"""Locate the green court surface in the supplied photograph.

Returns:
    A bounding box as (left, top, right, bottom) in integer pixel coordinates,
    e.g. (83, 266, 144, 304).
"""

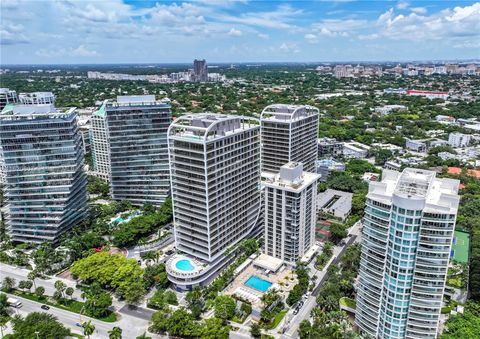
(452, 230, 470, 264)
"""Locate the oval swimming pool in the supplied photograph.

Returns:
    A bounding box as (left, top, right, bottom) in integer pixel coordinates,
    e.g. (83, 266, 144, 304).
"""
(175, 259, 195, 272)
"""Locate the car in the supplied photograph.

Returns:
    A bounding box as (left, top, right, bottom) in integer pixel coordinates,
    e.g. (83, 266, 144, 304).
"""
(293, 307, 300, 315)
(40, 305, 50, 310)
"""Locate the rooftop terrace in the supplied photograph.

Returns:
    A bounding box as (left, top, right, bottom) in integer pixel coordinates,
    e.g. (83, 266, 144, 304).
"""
(260, 104, 318, 122)
(169, 113, 259, 141)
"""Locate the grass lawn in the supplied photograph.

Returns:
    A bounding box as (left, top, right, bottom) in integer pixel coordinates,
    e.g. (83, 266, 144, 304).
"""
(231, 315, 247, 324)
(339, 297, 356, 309)
(11, 290, 117, 322)
(452, 230, 470, 264)
(264, 310, 288, 330)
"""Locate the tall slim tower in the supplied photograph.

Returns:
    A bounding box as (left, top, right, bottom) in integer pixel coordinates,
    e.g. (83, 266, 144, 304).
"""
(166, 114, 261, 289)
(260, 104, 319, 173)
(263, 162, 320, 264)
(0, 104, 87, 243)
(90, 95, 171, 205)
(355, 168, 460, 339)
(193, 59, 208, 82)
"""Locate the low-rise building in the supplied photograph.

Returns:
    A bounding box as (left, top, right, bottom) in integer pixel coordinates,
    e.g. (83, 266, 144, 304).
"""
(317, 189, 353, 221)
(374, 105, 407, 115)
(384, 161, 402, 171)
(318, 137, 343, 158)
(316, 159, 345, 181)
(449, 132, 472, 148)
(343, 141, 370, 159)
(407, 89, 449, 100)
(406, 139, 427, 152)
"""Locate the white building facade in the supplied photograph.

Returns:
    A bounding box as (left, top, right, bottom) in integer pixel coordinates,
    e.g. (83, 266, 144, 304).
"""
(263, 163, 320, 264)
(260, 104, 319, 173)
(355, 168, 460, 339)
(166, 114, 261, 289)
(448, 132, 471, 148)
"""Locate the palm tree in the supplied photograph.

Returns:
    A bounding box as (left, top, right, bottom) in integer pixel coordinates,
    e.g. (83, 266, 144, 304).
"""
(0, 316, 9, 337)
(83, 320, 95, 339)
(108, 326, 122, 339)
(27, 270, 38, 289)
(1, 277, 15, 292)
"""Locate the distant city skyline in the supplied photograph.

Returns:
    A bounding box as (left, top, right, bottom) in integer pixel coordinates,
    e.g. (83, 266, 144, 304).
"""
(1, 0, 479, 64)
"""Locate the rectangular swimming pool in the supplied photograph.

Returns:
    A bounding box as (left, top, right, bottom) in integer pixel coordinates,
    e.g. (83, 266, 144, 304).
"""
(244, 275, 273, 293)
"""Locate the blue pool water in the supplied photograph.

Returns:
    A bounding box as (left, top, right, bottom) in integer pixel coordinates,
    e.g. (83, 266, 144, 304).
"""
(176, 259, 195, 272)
(245, 275, 273, 293)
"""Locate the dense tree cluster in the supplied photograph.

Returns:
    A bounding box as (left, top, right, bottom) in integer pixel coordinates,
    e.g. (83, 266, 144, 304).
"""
(70, 251, 146, 303)
(286, 263, 310, 306)
(6, 312, 70, 339)
(112, 198, 172, 247)
(300, 243, 361, 339)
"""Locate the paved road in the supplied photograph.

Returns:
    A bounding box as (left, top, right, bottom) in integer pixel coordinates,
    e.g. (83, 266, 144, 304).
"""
(119, 304, 156, 320)
(5, 293, 145, 338)
(0, 263, 83, 300)
(280, 222, 361, 339)
(1, 264, 157, 337)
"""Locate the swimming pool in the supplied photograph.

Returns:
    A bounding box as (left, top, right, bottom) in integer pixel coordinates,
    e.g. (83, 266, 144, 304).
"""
(175, 259, 195, 272)
(244, 275, 272, 293)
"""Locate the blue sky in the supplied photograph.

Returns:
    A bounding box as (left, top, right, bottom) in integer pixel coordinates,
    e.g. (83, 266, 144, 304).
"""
(1, 0, 479, 64)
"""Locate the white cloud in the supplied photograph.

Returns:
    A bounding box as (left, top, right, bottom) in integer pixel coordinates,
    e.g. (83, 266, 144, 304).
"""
(304, 33, 318, 43)
(376, 2, 480, 43)
(411, 7, 427, 14)
(258, 33, 269, 39)
(311, 18, 367, 37)
(228, 28, 243, 36)
(35, 45, 100, 58)
(70, 45, 100, 57)
(396, 1, 409, 10)
(220, 4, 303, 30)
(279, 42, 300, 53)
(0, 23, 29, 45)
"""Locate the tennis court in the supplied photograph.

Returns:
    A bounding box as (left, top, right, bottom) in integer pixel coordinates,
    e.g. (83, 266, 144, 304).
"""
(451, 230, 470, 264)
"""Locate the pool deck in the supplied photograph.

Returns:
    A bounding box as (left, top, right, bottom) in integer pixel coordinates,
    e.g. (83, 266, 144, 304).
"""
(224, 261, 296, 307)
(452, 230, 470, 264)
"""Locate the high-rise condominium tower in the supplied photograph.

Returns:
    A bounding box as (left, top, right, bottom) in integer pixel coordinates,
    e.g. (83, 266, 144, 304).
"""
(260, 104, 319, 174)
(166, 114, 261, 289)
(355, 168, 460, 339)
(193, 59, 208, 82)
(90, 95, 171, 205)
(0, 104, 87, 243)
(263, 162, 320, 264)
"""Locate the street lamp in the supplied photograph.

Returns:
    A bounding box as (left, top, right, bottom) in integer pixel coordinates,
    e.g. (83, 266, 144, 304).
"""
(34, 331, 40, 339)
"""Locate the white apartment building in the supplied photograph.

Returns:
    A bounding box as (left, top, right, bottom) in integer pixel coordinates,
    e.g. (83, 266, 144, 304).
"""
(166, 114, 261, 289)
(262, 163, 320, 264)
(0, 104, 88, 243)
(343, 141, 371, 159)
(406, 139, 427, 153)
(90, 95, 171, 205)
(19, 92, 55, 105)
(260, 104, 319, 173)
(448, 132, 472, 148)
(355, 168, 460, 339)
